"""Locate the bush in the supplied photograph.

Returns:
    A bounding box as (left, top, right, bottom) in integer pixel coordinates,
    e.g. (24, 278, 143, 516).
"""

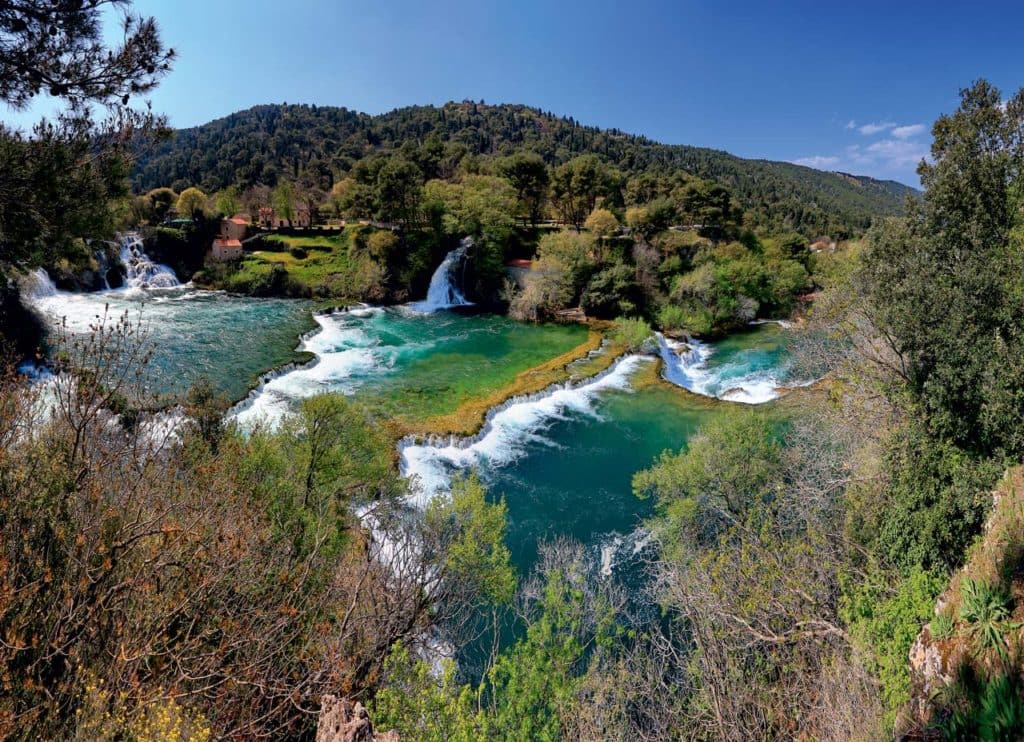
(609, 316, 652, 352)
(580, 263, 638, 318)
(840, 566, 946, 717)
(931, 612, 956, 641)
(959, 578, 1015, 660)
(657, 304, 688, 332)
(289, 245, 307, 259)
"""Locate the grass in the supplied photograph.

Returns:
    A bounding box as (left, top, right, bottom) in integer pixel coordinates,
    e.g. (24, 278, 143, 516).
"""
(249, 233, 353, 286)
(216, 228, 382, 300)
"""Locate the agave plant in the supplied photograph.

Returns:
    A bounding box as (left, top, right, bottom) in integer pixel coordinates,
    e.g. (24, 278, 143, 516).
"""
(931, 612, 956, 641)
(958, 578, 1019, 662)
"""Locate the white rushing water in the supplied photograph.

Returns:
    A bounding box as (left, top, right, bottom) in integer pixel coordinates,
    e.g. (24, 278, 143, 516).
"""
(118, 233, 180, 291)
(399, 354, 648, 508)
(230, 306, 394, 430)
(409, 238, 473, 312)
(21, 234, 188, 334)
(655, 332, 784, 404)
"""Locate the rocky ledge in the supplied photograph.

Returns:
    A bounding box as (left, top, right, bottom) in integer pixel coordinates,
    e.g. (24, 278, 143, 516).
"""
(316, 696, 399, 742)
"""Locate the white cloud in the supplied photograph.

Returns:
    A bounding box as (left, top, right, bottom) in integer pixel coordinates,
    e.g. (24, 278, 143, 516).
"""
(864, 138, 928, 169)
(793, 155, 841, 169)
(891, 123, 925, 139)
(795, 116, 929, 183)
(858, 121, 896, 136)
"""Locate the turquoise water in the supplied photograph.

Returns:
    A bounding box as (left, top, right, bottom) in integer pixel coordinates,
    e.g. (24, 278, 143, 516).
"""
(233, 306, 586, 428)
(488, 380, 719, 573)
(27, 284, 315, 402)
(659, 322, 793, 403)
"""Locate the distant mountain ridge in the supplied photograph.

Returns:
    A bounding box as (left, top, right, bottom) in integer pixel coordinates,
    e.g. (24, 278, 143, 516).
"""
(132, 101, 918, 235)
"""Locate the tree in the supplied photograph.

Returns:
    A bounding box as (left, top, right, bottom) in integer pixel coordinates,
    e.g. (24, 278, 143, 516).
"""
(271, 181, 295, 225)
(375, 155, 422, 226)
(509, 258, 574, 321)
(366, 230, 399, 261)
(859, 80, 1024, 458)
(550, 155, 610, 230)
(497, 151, 550, 226)
(535, 229, 596, 295)
(0, 1, 174, 112)
(580, 264, 638, 318)
(677, 179, 739, 240)
(175, 186, 207, 218)
(583, 207, 619, 239)
(145, 187, 177, 222)
(213, 185, 240, 217)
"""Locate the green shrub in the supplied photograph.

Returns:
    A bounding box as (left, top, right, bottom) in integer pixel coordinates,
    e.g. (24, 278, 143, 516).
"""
(930, 612, 956, 641)
(289, 245, 307, 259)
(657, 304, 688, 332)
(959, 578, 1015, 660)
(609, 316, 652, 352)
(840, 565, 946, 717)
(936, 670, 1024, 740)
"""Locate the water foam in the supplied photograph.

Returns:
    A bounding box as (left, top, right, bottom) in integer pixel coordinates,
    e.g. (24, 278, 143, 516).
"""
(399, 354, 648, 508)
(408, 238, 473, 312)
(656, 332, 786, 405)
(118, 233, 180, 290)
(230, 307, 393, 429)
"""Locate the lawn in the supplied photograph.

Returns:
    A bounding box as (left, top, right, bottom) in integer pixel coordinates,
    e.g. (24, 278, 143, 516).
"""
(220, 229, 379, 299)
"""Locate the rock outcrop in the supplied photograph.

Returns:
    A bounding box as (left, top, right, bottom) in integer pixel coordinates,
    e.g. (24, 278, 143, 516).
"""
(315, 696, 399, 742)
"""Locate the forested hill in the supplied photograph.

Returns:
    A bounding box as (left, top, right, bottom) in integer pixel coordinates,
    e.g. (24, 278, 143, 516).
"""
(132, 101, 917, 235)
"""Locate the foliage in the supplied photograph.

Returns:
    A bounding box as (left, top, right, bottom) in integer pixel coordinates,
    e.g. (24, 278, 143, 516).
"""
(934, 670, 1024, 740)
(0, 120, 130, 267)
(497, 150, 549, 226)
(0, 0, 173, 112)
(175, 186, 206, 218)
(370, 644, 483, 741)
(424, 473, 516, 607)
(634, 410, 782, 555)
(608, 315, 652, 352)
(0, 317, 517, 738)
(550, 155, 615, 230)
(871, 420, 999, 575)
(931, 612, 956, 641)
(840, 565, 946, 715)
(213, 185, 240, 216)
(958, 578, 1016, 661)
(583, 207, 620, 239)
(859, 81, 1024, 460)
(132, 102, 913, 236)
(580, 263, 638, 318)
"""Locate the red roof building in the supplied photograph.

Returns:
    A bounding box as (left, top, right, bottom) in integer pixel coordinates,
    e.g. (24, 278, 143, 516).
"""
(211, 238, 243, 262)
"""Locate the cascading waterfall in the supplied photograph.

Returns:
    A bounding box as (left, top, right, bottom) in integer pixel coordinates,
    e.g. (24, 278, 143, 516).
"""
(118, 233, 180, 290)
(410, 237, 473, 312)
(23, 268, 58, 300)
(655, 331, 785, 404)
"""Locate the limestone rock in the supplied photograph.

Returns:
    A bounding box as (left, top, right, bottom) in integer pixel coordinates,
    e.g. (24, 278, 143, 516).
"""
(316, 695, 399, 742)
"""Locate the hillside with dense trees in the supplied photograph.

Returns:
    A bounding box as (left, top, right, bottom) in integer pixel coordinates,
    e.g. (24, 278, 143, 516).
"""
(131, 102, 916, 237)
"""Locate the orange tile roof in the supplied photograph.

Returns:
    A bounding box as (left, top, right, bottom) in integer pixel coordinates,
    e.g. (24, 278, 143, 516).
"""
(228, 217, 248, 225)
(213, 238, 242, 248)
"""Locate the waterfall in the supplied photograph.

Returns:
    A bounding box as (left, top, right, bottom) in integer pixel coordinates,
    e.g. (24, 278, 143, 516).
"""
(23, 268, 58, 300)
(656, 332, 712, 392)
(118, 233, 179, 290)
(411, 237, 473, 312)
(655, 331, 785, 404)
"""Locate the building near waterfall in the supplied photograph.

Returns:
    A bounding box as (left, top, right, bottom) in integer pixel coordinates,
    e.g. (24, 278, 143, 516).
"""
(210, 238, 243, 262)
(220, 216, 250, 242)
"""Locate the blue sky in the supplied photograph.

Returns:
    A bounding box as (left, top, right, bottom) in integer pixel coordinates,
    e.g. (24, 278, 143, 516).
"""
(6, 0, 1024, 186)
